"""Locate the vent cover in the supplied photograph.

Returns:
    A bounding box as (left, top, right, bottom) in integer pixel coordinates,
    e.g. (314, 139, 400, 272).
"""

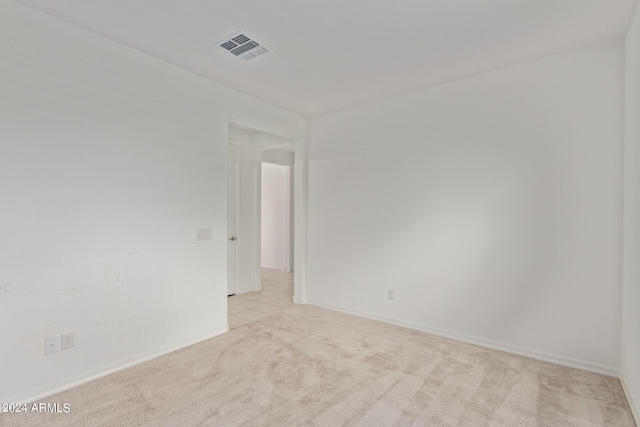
(218, 31, 270, 61)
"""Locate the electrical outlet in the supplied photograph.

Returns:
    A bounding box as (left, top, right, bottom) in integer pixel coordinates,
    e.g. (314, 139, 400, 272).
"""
(45, 336, 59, 355)
(61, 332, 75, 350)
(387, 289, 395, 300)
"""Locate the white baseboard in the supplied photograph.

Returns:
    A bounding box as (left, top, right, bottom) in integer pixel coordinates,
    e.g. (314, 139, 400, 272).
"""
(620, 376, 639, 426)
(308, 300, 618, 377)
(4, 325, 229, 405)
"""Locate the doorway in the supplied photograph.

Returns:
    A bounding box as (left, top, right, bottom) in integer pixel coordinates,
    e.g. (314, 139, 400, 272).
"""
(226, 123, 300, 328)
(260, 162, 293, 273)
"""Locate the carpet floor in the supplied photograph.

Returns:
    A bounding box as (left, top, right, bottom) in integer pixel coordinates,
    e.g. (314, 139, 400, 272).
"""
(1, 304, 635, 426)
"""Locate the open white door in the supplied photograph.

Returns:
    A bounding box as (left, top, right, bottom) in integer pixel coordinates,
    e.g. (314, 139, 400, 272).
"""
(228, 143, 238, 296)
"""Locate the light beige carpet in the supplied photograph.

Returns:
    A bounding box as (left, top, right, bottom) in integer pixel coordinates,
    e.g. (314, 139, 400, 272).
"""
(1, 305, 635, 426)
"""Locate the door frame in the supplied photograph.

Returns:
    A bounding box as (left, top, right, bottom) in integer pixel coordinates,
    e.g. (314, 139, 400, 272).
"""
(283, 164, 294, 273)
(292, 137, 308, 304)
(227, 120, 308, 304)
(227, 140, 240, 296)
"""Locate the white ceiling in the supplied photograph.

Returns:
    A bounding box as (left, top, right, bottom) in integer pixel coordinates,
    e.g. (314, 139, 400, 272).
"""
(15, 0, 639, 117)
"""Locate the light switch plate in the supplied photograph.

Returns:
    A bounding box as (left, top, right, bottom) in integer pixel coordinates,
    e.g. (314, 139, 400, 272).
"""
(197, 228, 212, 241)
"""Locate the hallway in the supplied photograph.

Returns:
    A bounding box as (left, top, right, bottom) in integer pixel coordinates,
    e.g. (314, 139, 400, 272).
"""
(227, 268, 294, 329)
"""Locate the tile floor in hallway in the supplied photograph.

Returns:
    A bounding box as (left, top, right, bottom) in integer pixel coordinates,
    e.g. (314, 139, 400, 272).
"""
(227, 267, 294, 329)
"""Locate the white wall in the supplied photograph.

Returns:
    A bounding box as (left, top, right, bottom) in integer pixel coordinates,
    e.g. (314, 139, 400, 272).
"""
(261, 163, 289, 270)
(307, 41, 624, 374)
(622, 2, 640, 420)
(262, 148, 295, 272)
(0, 2, 306, 403)
(262, 149, 295, 166)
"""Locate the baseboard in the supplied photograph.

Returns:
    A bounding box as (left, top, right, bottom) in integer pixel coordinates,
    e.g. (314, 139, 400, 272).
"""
(308, 300, 618, 377)
(620, 376, 639, 425)
(4, 325, 229, 405)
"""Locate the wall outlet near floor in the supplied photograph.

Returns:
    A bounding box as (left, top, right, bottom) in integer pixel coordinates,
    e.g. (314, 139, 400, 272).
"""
(387, 289, 395, 300)
(45, 336, 60, 355)
(61, 331, 75, 350)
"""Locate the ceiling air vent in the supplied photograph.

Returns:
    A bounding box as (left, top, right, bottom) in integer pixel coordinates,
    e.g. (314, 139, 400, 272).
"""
(218, 31, 270, 61)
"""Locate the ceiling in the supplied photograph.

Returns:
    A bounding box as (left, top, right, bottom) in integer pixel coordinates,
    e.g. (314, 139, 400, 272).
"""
(15, 0, 639, 117)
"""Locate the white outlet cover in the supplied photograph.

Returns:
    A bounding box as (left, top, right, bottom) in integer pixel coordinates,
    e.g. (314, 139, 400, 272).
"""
(45, 336, 59, 355)
(61, 331, 75, 350)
